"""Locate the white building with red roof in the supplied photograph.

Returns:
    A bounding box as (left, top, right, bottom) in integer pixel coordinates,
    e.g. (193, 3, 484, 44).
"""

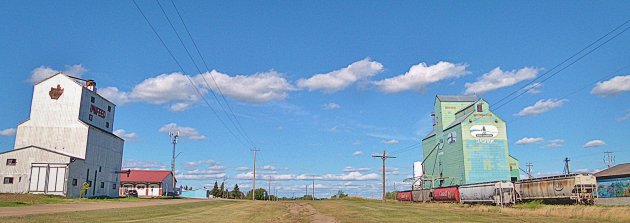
(120, 170, 175, 197)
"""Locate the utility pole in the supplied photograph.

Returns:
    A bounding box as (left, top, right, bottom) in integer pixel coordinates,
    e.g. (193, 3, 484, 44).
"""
(563, 157, 571, 175)
(372, 150, 396, 201)
(169, 130, 180, 197)
(394, 182, 396, 191)
(604, 151, 615, 168)
(312, 175, 315, 201)
(251, 148, 259, 201)
(268, 176, 272, 201)
(526, 162, 533, 179)
(305, 184, 308, 200)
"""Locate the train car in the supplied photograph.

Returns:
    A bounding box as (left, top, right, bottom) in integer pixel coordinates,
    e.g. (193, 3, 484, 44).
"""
(412, 189, 432, 202)
(433, 186, 460, 202)
(515, 173, 596, 204)
(397, 190, 413, 202)
(459, 181, 515, 206)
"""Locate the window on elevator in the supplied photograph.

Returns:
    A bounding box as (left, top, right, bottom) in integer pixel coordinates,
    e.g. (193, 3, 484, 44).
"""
(3, 177, 14, 184)
(6, 159, 16, 166)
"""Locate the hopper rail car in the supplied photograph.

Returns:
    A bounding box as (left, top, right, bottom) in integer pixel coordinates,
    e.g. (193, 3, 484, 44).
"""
(397, 173, 597, 206)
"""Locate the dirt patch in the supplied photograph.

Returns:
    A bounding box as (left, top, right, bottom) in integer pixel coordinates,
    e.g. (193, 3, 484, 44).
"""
(284, 202, 337, 223)
(0, 198, 207, 217)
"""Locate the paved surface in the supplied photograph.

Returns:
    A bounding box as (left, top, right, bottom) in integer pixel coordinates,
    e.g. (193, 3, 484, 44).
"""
(0, 199, 207, 217)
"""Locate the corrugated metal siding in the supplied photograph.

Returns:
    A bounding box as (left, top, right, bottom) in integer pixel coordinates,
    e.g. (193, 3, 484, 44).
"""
(461, 100, 511, 184)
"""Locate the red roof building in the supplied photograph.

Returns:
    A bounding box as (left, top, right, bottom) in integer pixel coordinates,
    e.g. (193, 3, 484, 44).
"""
(119, 170, 176, 197)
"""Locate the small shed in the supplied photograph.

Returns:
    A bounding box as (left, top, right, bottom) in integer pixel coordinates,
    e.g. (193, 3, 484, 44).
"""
(120, 170, 176, 197)
(595, 163, 630, 198)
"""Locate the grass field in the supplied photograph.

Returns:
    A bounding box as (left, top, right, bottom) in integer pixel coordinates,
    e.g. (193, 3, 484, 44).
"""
(0, 194, 145, 207)
(5, 197, 630, 222)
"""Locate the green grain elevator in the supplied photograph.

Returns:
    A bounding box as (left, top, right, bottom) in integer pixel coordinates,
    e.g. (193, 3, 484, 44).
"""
(422, 95, 519, 188)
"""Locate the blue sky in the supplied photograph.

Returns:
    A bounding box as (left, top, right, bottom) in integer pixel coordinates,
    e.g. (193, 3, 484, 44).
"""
(1, 1, 629, 198)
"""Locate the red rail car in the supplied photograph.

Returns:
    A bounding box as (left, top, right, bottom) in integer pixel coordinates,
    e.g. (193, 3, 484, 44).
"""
(433, 186, 460, 202)
(397, 190, 413, 201)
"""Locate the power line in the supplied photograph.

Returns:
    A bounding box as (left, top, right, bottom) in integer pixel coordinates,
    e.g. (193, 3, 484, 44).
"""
(131, 0, 250, 148)
(154, 0, 255, 148)
(492, 18, 630, 110)
(389, 142, 421, 155)
(167, 0, 256, 147)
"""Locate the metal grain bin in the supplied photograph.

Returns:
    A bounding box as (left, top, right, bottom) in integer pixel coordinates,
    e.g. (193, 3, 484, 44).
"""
(397, 190, 413, 201)
(433, 186, 459, 202)
(459, 181, 515, 206)
(516, 173, 596, 204)
(412, 189, 432, 202)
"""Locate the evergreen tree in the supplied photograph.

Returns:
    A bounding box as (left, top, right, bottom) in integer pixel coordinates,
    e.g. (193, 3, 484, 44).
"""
(219, 182, 225, 198)
(211, 181, 220, 197)
(232, 184, 241, 199)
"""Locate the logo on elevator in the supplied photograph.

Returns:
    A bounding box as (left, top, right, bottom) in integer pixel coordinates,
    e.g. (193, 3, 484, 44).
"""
(90, 104, 106, 118)
(470, 125, 498, 138)
(49, 84, 64, 100)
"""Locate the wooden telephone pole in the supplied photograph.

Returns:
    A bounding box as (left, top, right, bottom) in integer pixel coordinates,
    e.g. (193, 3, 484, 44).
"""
(373, 150, 396, 201)
(251, 148, 260, 201)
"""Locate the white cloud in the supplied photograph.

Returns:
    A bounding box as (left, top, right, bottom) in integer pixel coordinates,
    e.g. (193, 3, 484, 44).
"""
(343, 167, 371, 172)
(320, 172, 379, 181)
(260, 165, 277, 171)
(464, 67, 540, 95)
(122, 160, 169, 170)
(100, 70, 294, 111)
(374, 61, 468, 93)
(591, 75, 630, 96)
(130, 73, 203, 111)
(583, 139, 606, 148)
(352, 140, 362, 145)
(521, 83, 543, 94)
(352, 151, 363, 156)
(385, 167, 400, 175)
(29, 64, 87, 84)
(515, 137, 544, 145)
(515, 98, 567, 116)
(236, 167, 250, 171)
(544, 139, 564, 148)
(0, 128, 16, 136)
(197, 70, 295, 103)
(99, 87, 130, 105)
(182, 160, 219, 170)
(176, 169, 226, 180)
(328, 126, 338, 133)
(322, 102, 341, 110)
(235, 171, 378, 181)
(382, 139, 399, 145)
(159, 123, 206, 140)
(298, 58, 384, 92)
(113, 129, 138, 141)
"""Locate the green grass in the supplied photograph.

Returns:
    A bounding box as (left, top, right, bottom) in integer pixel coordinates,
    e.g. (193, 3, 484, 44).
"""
(5, 198, 630, 222)
(0, 194, 69, 206)
(0, 193, 144, 206)
(515, 200, 545, 209)
(0, 201, 30, 207)
(10, 200, 288, 223)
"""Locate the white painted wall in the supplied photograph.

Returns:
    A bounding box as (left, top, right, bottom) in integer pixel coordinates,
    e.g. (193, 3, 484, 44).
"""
(15, 75, 89, 158)
(2, 73, 124, 198)
(0, 147, 73, 194)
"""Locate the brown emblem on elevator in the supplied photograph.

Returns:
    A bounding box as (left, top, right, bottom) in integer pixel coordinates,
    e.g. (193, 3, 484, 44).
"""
(49, 84, 64, 100)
